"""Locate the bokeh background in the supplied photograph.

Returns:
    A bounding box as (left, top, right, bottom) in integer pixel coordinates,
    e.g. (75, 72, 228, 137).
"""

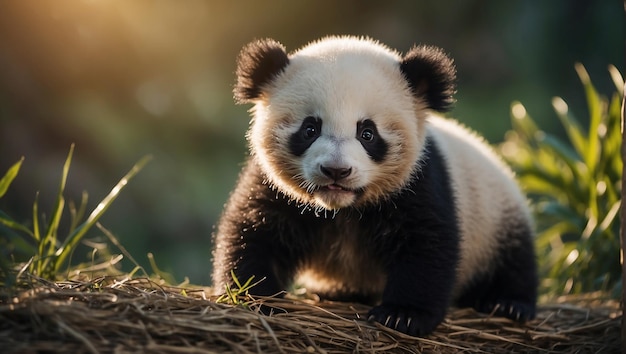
(0, 0, 623, 285)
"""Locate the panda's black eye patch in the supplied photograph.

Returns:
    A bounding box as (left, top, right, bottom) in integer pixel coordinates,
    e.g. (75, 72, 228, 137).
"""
(289, 116, 322, 156)
(357, 119, 388, 162)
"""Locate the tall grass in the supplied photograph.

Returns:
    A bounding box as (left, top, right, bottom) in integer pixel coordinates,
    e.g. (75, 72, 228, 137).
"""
(0, 145, 151, 284)
(500, 64, 623, 297)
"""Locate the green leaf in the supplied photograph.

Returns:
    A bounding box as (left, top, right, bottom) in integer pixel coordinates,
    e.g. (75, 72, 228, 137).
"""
(509, 102, 540, 143)
(551, 97, 587, 160)
(538, 135, 581, 173)
(0, 157, 24, 199)
(599, 200, 620, 233)
(575, 63, 602, 171)
(534, 220, 577, 249)
(502, 64, 623, 297)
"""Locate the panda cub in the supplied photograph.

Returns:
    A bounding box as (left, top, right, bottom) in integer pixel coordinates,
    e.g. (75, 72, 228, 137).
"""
(212, 36, 537, 336)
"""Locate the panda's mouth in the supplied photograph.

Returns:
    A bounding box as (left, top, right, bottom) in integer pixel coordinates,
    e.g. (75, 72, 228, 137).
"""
(319, 183, 359, 193)
(312, 183, 364, 209)
(324, 183, 349, 191)
(317, 183, 364, 197)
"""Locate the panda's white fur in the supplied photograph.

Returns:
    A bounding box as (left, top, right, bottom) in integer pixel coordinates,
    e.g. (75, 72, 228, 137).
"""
(213, 36, 537, 337)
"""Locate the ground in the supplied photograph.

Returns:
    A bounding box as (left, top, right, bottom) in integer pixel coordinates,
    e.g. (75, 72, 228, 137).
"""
(0, 276, 621, 353)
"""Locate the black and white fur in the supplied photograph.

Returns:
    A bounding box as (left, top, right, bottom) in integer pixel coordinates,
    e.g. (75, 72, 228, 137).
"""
(212, 36, 537, 336)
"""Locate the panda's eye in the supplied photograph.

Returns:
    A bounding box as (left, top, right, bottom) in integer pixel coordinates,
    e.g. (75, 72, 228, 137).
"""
(299, 116, 321, 141)
(357, 119, 387, 162)
(360, 128, 374, 142)
(304, 124, 318, 139)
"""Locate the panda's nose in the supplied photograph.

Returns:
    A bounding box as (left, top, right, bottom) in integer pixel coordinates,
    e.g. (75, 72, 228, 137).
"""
(320, 165, 352, 181)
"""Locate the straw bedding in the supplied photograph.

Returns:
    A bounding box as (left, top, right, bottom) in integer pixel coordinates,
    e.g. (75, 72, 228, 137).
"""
(0, 275, 620, 353)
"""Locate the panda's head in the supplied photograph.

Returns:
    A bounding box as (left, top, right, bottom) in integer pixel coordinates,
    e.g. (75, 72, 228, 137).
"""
(234, 36, 455, 210)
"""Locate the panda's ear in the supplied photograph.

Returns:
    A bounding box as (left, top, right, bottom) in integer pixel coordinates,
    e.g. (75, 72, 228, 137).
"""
(234, 38, 290, 104)
(400, 45, 456, 112)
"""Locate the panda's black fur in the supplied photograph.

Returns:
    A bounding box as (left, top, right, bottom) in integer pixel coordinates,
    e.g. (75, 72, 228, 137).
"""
(212, 36, 538, 337)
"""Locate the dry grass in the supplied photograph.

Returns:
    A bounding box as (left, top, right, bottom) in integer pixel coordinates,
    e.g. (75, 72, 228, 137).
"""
(0, 275, 621, 353)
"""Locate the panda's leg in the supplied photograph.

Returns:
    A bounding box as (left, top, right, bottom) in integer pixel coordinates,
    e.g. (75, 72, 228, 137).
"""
(212, 210, 300, 300)
(367, 225, 460, 336)
(458, 224, 538, 322)
(230, 233, 295, 297)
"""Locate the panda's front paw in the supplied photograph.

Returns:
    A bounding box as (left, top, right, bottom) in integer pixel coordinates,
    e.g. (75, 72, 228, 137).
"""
(477, 299, 536, 322)
(367, 304, 444, 337)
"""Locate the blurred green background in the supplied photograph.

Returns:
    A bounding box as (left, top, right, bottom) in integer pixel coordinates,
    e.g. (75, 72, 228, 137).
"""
(0, 0, 623, 285)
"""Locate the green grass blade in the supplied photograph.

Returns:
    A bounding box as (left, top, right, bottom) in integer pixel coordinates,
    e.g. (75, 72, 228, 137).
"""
(510, 102, 540, 142)
(45, 145, 74, 239)
(534, 220, 577, 249)
(603, 93, 624, 178)
(32, 192, 41, 242)
(231, 269, 243, 289)
(599, 200, 620, 234)
(0, 211, 34, 237)
(536, 136, 589, 208)
(538, 135, 581, 172)
(517, 169, 566, 195)
(52, 155, 152, 274)
(607, 64, 624, 96)
(240, 274, 255, 291)
(68, 191, 89, 234)
(97, 222, 147, 277)
(0, 157, 24, 199)
(551, 97, 587, 160)
(575, 63, 602, 172)
(38, 145, 74, 276)
(44, 200, 64, 259)
(147, 252, 177, 283)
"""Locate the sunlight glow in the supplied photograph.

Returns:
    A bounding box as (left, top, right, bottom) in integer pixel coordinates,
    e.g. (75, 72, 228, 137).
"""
(511, 102, 526, 119)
